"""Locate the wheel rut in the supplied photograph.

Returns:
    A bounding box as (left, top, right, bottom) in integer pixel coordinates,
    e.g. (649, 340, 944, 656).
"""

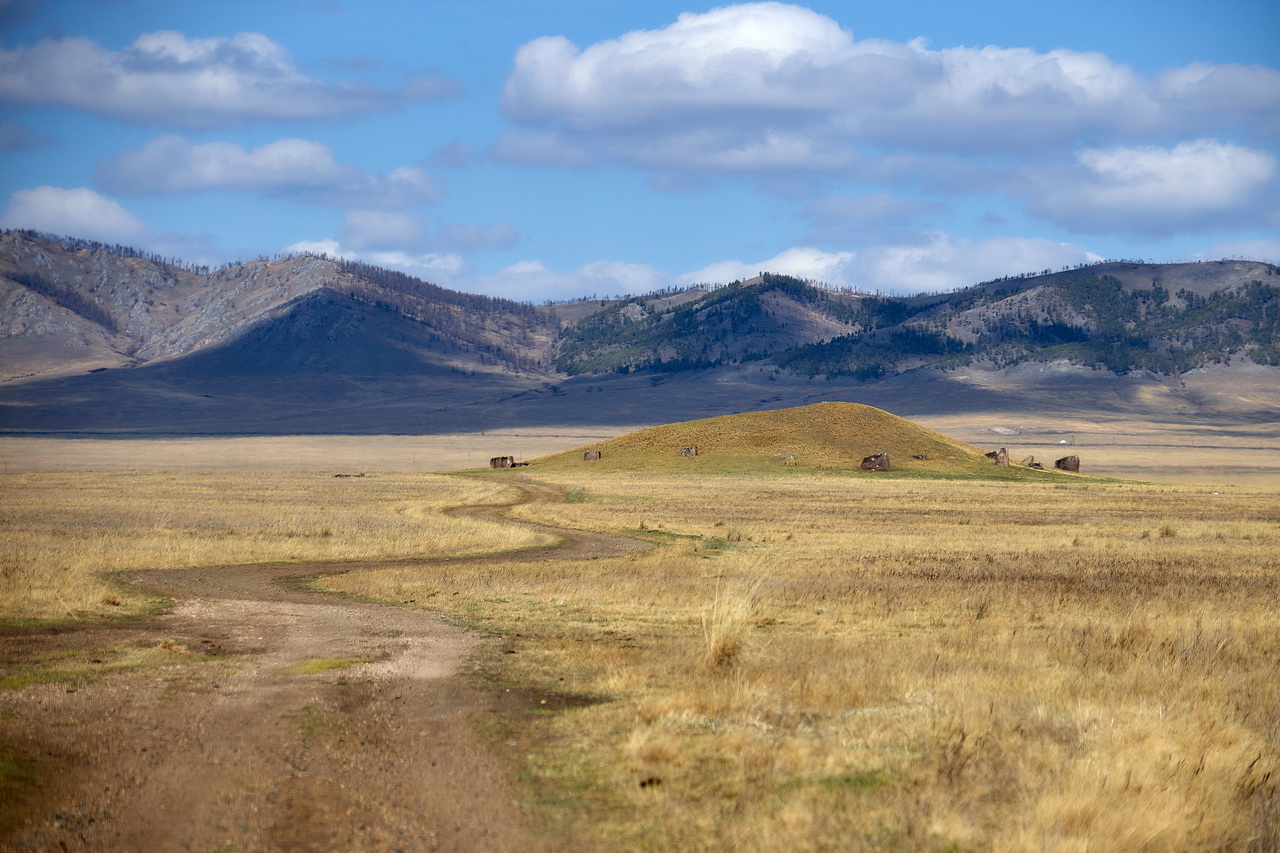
(0, 477, 647, 852)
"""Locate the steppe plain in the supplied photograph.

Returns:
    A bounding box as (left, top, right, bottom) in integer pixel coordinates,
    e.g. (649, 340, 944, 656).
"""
(2, 403, 1278, 851)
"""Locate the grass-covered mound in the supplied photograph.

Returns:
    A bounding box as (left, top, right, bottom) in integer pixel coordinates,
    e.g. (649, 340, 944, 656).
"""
(529, 401, 1052, 478)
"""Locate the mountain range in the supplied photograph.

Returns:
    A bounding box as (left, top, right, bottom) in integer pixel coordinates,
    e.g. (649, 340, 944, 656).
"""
(1, 230, 1277, 434)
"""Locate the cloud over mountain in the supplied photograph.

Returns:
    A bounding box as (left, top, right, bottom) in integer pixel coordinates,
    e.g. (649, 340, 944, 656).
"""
(1023, 140, 1277, 235)
(96, 135, 443, 209)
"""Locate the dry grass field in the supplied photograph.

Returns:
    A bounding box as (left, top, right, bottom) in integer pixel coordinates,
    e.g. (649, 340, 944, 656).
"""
(0, 471, 552, 620)
(0, 427, 630, 474)
(326, 472, 1280, 851)
(3, 404, 1279, 850)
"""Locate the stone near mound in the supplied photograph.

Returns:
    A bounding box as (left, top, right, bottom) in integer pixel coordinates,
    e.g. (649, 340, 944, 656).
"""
(861, 452, 890, 471)
(1055, 455, 1080, 472)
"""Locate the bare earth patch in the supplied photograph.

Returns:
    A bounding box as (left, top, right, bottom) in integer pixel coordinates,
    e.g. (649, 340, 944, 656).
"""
(0, 481, 646, 852)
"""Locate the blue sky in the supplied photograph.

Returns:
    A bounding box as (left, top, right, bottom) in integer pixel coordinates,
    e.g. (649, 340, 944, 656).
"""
(1, 0, 1277, 301)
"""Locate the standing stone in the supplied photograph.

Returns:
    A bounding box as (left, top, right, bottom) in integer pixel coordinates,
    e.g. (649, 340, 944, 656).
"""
(1055, 455, 1080, 472)
(861, 452, 890, 471)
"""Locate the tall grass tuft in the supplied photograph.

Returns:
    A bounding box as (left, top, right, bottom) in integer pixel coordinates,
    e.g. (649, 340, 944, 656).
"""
(701, 575, 764, 668)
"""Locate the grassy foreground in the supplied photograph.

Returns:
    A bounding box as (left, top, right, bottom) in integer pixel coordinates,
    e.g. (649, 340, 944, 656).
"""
(2, 445, 1277, 849)
(326, 471, 1280, 852)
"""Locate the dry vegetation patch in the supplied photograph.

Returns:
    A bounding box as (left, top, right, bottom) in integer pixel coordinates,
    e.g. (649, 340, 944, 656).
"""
(325, 472, 1280, 851)
(531, 402, 1035, 478)
(0, 471, 551, 621)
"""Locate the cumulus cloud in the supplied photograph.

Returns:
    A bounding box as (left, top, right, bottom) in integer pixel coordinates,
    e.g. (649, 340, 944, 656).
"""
(0, 185, 220, 261)
(95, 135, 443, 209)
(97, 135, 356, 194)
(678, 235, 1099, 295)
(1024, 140, 1277, 235)
(679, 247, 858, 287)
(285, 237, 466, 281)
(283, 246, 657, 303)
(501, 2, 1279, 172)
(0, 31, 461, 128)
(846, 234, 1101, 294)
(0, 185, 149, 243)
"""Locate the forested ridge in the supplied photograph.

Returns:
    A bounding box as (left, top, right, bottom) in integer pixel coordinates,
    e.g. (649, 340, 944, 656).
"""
(3, 230, 1276, 384)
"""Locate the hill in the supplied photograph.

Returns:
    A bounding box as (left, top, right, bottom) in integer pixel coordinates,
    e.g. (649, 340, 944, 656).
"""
(0, 230, 558, 384)
(528, 402, 1059, 478)
(1, 230, 1277, 434)
(557, 265, 1280, 380)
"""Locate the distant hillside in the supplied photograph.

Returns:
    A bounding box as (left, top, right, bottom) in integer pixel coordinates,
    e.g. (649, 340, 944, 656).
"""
(0, 230, 560, 383)
(553, 274, 866, 374)
(554, 265, 1280, 380)
(1, 230, 1277, 434)
(530, 402, 1056, 478)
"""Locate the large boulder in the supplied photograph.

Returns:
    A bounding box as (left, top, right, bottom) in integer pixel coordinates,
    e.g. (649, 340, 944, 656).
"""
(861, 452, 890, 471)
(1055, 455, 1080, 472)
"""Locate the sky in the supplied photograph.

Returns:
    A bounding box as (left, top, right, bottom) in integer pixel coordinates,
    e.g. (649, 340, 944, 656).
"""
(1, 0, 1277, 302)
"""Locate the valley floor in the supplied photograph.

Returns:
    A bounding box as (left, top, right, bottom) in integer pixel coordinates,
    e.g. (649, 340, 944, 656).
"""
(2, 420, 1278, 850)
(3, 413, 1277, 485)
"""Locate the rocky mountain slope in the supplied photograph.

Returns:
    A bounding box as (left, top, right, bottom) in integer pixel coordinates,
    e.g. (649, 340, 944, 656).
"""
(0, 231, 558, 383)
(1, 230, 1276, 433)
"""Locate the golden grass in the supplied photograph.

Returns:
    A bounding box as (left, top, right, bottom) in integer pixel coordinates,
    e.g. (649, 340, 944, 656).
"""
(325, 473, 1280, 851)
(0, 471, 552, 620)
(917, 412, 1280, 487)
(0, 429, 632, 474)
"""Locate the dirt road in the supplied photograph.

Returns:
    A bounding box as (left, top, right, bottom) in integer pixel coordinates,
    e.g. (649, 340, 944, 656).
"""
(0, 478, 647, 852)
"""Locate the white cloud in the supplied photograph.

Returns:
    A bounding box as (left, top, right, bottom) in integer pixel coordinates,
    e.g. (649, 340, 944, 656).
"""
(97, 135, 356, 194)
(318, 166, 443, 210)
(96, 136, 443, 209)
(0, 185, 149, 242)
(849, 234, 1101, 294)
(0, 31, 460, 129)
(501, 3, 1279, 172)
(679, 247, 858, 287)
(678, 236, 1099, 295)
(0, 185, 221, 262)
(1025, 140, 1277, 235)
(287, 233, 1103, 301)
(284, 236, 466, 281)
